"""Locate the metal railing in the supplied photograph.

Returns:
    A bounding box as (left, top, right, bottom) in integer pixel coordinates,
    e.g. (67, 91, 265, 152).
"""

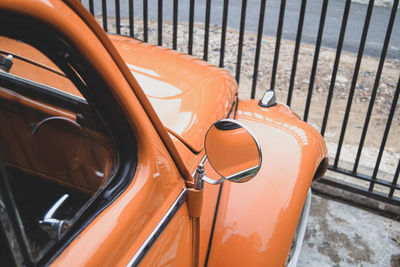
(81, 0, 400, 206)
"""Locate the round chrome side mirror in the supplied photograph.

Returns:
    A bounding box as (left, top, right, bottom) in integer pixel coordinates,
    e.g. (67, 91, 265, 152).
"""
(201, 119, 262, 184)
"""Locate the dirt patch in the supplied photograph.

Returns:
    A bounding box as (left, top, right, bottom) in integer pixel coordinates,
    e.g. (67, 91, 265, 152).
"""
(317, 241, 341, 264)
(391, 254, 400, 267)
(392, 235, 400, 247)
(308, 196, 375, 265)
(392, 235, 400, 267)
(351, 234, 374, 264)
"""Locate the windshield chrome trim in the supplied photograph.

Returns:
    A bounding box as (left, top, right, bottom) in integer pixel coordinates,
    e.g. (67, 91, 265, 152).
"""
(126, 189, 187, 266)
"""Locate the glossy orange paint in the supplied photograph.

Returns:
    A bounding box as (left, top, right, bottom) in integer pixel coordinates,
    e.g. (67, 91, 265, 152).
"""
(139, 205, 193, 266)
(207, 100, 327, 266)
(167, 135, 222, 267)
(0, 1, 327, 266)
(110, 35, 237, 153)
(1, 0, 193, 265)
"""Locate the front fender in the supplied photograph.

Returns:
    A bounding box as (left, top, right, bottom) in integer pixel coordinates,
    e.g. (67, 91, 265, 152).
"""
(207, 100, 327, 266)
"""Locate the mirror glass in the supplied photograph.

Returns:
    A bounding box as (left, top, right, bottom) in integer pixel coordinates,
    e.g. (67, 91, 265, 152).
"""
(205, 119, 261, 183)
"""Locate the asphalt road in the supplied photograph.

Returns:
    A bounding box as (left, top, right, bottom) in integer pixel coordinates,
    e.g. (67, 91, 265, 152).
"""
(85, 0, 400, 59)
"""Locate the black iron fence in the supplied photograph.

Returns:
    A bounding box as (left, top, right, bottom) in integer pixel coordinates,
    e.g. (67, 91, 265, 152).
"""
(81, 0, 400, 206)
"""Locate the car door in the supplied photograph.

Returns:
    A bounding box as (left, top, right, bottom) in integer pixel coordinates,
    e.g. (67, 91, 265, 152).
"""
(0, 3, 194, 266)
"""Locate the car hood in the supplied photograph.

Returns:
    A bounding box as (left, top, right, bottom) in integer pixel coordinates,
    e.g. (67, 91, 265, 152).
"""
(109, 35, 237, 153)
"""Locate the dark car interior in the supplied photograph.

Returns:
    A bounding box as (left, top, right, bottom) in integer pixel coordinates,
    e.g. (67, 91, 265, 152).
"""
(0, 48, 116, 260)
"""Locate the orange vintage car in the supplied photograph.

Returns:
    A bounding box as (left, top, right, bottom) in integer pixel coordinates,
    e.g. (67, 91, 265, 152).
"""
(0, 0, 328, 266)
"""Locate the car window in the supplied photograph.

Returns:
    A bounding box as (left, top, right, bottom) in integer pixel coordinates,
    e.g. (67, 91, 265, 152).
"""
(0, 36, 117, 262)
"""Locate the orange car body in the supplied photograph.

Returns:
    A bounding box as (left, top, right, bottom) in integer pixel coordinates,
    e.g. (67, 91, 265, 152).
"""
(0, 0, 327, 266)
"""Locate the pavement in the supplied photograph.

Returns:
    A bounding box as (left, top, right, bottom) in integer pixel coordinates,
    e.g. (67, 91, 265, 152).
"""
(298, 193, 400, 267)
(87, 0, 400, 58)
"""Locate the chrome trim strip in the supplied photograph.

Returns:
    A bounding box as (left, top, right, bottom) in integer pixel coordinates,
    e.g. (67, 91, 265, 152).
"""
(287, 188, 312, 267)
(126, 189, 187, 267)
(0, 72, 87, 102)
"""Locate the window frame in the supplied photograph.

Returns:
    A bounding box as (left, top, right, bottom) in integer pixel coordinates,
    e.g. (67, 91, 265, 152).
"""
(0, 11, 138, 265)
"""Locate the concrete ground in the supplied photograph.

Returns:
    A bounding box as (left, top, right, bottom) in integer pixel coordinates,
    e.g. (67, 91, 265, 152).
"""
(298, 194, 400, 267)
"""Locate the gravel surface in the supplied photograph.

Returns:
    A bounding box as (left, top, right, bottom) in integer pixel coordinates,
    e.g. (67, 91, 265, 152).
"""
(102, 17, 400, 196)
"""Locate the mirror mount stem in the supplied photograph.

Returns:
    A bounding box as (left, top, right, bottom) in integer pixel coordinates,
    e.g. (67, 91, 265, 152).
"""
(194, 163, 225, 190)
(194, 164, 205, 190)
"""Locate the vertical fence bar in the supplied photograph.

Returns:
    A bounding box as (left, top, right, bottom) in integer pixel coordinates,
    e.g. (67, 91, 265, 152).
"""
(321, 0, 351, 136)
(129, 0, 134, 37)
(188, 0, 195, 55)
(173, 0, 178, 50)
(334, 0, 374, 168)
(219, 0, 229, 67)
(370, 76, 400, 192)
(303, 0, 328, 122)
(143, 0, 148, 42)
(115, 0, 121, 34)
(102, 0, 108, 32)
(355, 0, 398, 177)
(389, 159, 400, 198)
(287, 0, 307, 106)
(235, 0, 248, 83)
(250, 0, 267, 99)
(270, 0, 286, 91)
(89, 0, 94, 15)
(158, 0, 163, 46)
(203, 0, 212, 61)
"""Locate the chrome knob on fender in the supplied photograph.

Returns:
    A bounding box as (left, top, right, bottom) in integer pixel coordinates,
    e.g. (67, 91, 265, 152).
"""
(259, 89, 276, 107)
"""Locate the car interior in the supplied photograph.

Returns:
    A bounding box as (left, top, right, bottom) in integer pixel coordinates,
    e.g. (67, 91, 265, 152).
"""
(0, 36, 116, 260)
